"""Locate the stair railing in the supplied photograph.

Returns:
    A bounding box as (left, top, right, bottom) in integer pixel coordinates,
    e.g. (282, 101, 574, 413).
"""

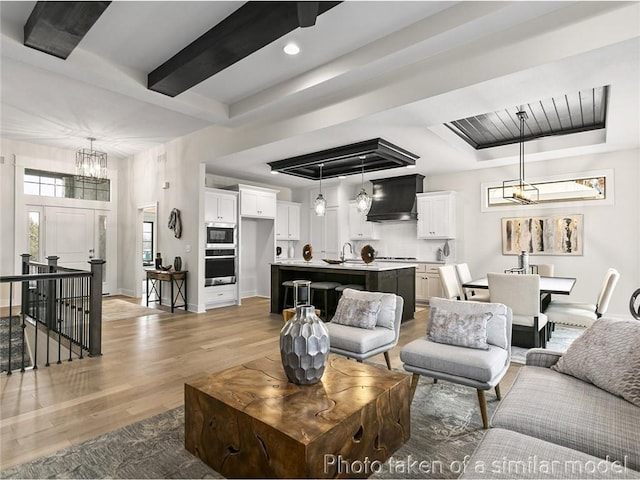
(0, 254, 104, 374)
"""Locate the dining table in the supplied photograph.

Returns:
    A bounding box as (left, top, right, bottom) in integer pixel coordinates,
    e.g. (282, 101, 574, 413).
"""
(462, 275, 576, 311)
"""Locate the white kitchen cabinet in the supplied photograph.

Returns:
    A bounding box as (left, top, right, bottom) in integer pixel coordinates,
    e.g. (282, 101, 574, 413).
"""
(204, 284, 238, 309)
(239, 186, 277, 218)
(309, 206, 340, 259)
(415, 263, 443, 303)
(205, 189, 237, 223)
(417, 191, 456, 239)
(348, 202, 379, 240)
(276, 201, 301, 241)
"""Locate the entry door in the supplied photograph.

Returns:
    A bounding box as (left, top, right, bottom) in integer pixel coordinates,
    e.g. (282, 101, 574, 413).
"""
(45, 207, 94, 270)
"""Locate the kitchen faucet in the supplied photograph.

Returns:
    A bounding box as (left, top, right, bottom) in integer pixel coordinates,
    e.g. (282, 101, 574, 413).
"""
(340, 242, 353, 262)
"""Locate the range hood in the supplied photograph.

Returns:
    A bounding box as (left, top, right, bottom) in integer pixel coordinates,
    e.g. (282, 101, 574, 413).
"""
(367, 174, 425, 222)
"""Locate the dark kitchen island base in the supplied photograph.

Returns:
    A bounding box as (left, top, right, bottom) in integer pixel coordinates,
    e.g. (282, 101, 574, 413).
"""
(271, 262, 415, 321)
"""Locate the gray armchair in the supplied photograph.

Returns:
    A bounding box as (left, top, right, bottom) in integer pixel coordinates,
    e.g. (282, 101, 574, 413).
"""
(400, 297, 512, 428)
(325, 289, 404, 370)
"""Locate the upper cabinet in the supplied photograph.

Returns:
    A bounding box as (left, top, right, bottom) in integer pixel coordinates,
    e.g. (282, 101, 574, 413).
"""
(238, 185, 277, 218)
(417, 191, 456, 239)
(348, 201, 379, 240)
(276, 201, 301, 241)
(309, 207, 340, 259)
(205, 188, 237, 224)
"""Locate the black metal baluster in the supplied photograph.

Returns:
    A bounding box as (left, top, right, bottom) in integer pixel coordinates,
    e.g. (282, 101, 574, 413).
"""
(78, 276, 85, 358)
(32, 280, 39, 370)
(57, 277, 62, 365)
(7, 283, 13, 375)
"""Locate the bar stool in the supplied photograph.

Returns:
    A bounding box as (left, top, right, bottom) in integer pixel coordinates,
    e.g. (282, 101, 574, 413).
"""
(335, 284, 364, 298)
(310, 281, 342, 320)
(282, 280, 310, 309)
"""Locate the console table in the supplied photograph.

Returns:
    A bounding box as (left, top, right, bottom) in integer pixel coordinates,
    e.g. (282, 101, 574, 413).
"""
(185, 355, 410, 478)
(145, 270, 188, 312)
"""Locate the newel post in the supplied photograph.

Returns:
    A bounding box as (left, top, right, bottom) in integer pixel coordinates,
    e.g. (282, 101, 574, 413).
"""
(89, 259, 105, 357)
(46, 256, 59, 330)
(20, 254, 31, 316)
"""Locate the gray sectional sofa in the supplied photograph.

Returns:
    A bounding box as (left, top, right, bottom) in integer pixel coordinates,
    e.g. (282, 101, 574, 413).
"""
(461, 348, 640, 479)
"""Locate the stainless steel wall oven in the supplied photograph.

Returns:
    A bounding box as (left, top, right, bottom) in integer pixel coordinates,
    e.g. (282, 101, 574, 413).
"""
(204, 248, 237, 286)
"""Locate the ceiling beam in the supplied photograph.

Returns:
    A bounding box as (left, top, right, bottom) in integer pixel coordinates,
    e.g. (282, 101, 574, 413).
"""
(23, 1, 111, 60)
(148, 1, 341, 97)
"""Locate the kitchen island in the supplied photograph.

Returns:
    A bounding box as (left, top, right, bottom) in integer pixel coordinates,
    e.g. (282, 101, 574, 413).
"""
(271, 260, 416, 321)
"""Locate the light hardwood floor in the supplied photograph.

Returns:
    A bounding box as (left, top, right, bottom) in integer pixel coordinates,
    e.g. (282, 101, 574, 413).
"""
(0, 297, 521, 470)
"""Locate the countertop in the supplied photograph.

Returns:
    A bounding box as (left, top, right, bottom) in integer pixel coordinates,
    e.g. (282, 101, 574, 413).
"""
(272, 260, 417, 272)
(275, 257, 452, 265)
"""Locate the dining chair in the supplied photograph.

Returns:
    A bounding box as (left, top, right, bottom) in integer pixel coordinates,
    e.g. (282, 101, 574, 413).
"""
(534, 264, 555, 276)
(455, 263, 490, 302)
(438, 265, 463, 300)
(545, 268, 620, 328)
(487, 272, 547, 348)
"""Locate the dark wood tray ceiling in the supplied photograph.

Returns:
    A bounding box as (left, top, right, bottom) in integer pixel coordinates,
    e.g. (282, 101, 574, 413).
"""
(148, 1, 341, 97)
(268, 138, 419, 180)
(24, 1, 111, 60)
(446, 86, 608, 149)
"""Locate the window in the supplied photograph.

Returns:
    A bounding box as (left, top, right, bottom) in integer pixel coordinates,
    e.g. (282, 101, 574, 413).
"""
(481, 170, 613, 211)
(28, 211, 41, 262)
(142, 221, 154, 265)
(24, 169, 110, 201)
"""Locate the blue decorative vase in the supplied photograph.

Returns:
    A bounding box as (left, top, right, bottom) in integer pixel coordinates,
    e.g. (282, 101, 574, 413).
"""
(280, 305, 330, 385)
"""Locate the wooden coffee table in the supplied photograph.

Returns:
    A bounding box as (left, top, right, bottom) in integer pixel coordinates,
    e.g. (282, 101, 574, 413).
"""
(185, 355, 410, 478)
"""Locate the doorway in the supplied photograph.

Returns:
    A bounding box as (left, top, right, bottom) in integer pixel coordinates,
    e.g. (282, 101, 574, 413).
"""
(25, 205, 114, 294)
(136, 203, 158, 298)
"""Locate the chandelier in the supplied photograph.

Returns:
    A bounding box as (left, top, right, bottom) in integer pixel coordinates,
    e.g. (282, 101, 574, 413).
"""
(502, 111, 538, 204)
(314, 163, 327, 216)
(76, 137, 107, 180)
(355, 157, 372, 214)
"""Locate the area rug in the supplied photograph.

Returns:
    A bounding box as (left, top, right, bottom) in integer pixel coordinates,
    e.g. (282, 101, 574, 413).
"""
(0, 316, 32, 373)
(102, 298, 170, 322)
(510, 324, 584, 364)
(1, 379, 496, 479)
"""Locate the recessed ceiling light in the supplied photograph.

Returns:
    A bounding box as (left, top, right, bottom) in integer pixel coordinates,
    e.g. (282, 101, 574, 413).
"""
(283, 42, 300, 55)
(406, 164, 416, 169)
(270, 170, 280, 175)
(338, 175, 346, 179)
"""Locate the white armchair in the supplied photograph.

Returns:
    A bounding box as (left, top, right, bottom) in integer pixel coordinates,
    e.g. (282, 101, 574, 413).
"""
(487, 272, 547, 348)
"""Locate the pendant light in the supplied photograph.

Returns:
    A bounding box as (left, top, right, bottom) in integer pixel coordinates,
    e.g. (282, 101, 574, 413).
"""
(76, 137, 107, 180)
(355, 157, 372, 214)
(314, 163, 327, 216)
(502, 110, 539, 204)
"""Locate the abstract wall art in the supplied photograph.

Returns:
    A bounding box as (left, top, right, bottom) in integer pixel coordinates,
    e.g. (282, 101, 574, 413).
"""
(502, 214, 583, 256)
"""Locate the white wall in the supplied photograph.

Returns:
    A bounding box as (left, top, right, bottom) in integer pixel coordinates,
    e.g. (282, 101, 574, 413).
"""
(117, 141, 204, 310)
(427, 149, 639, 316)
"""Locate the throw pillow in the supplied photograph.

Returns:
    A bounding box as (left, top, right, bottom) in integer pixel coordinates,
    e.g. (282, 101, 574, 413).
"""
(342, 289, 397, 330)
(428, 297, 510, 349)
(427, 306, 492, 350)
(552, 318, 640, 407)
(331, 297, 382, 330)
